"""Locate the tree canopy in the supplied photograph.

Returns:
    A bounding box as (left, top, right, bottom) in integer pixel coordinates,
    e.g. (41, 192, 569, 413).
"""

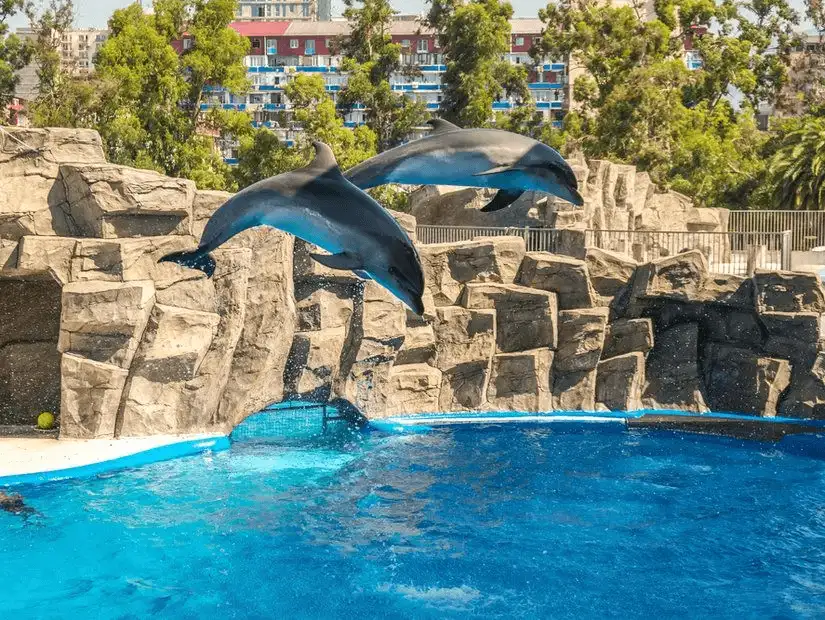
(0, 0, 33, 121)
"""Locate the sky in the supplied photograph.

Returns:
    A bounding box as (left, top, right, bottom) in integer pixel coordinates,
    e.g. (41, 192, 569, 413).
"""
(7, 0, 815, 30)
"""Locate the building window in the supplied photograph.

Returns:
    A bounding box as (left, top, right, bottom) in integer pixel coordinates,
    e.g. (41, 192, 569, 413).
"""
(325, 39, 332, 48)
(305, 39, 315, 55)
(255, 6, 265, 16)
(303, 3, 309, 16)
(252, 38, 261, 49)
(401, 39, 411, 48)
(290, 39, 299, 49)
(183, 38, 192, 50)
(533, 37, 541, 45)
(417, 39, 429, 53)
(516, 37, 524, 46)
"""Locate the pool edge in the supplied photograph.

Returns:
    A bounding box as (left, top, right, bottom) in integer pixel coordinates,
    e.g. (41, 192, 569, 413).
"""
(0, 435, 230, 487)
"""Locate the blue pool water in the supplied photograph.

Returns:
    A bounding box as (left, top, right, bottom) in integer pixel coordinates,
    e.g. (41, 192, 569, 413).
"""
(2, 424, 825, 619)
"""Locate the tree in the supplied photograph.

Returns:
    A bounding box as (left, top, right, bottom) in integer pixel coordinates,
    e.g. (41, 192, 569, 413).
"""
(427, 0, 529, 127)
(87, 0, 250, 190)
(337, 0, 427, 150)
(535, 0, 673, 108)
(233, 127, 304, 187)
(283, 73, 376, 170)
(532, 0, 794, 209)
(769, 116, 825, 210)
(26, 0, 75, 127)
(0, 0, 34, 122)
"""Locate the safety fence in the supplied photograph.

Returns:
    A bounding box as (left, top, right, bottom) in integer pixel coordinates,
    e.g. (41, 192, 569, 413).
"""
(416, 225, 792, 275)
(728, 210, 825, 251)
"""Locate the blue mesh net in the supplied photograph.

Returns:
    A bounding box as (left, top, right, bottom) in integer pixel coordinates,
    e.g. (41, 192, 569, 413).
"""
(230, 401, 346, 441)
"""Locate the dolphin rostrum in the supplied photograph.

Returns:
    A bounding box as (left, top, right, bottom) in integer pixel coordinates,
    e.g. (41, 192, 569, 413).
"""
(158, 141, 425, 315)
(344, 118, 584, 212)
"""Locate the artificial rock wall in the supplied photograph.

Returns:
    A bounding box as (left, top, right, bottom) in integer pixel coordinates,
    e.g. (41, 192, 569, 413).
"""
(1, 128, 823, 441)
(408, 154, 729, 236)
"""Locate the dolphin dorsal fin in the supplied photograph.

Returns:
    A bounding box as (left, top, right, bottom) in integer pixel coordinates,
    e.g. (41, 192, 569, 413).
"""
(307, 141, 341, 174)
(426, 118, 460, 134)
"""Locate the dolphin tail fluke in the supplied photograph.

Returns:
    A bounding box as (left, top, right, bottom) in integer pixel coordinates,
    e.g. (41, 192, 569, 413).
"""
(158, 249, 216, 278)
(480, 189, 525, 213)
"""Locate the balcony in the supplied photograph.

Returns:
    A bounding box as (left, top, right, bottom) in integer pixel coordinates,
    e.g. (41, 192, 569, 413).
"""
(528, 82, 564, 90)
(391, 84, 441, 91)
(264, 103, 287, 110)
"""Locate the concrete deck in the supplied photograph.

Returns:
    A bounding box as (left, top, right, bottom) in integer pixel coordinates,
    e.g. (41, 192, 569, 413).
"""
(0, 433, 229, 485)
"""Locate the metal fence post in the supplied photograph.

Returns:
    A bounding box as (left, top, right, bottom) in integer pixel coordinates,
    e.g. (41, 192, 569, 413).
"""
(781, 230, 792, 271)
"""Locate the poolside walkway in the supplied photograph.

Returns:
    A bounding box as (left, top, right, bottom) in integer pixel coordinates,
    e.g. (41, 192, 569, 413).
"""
(0, 433, 228, 484)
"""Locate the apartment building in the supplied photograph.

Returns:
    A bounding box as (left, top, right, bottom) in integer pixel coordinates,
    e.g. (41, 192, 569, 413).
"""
(193, 18, 568, 160)
(234, 0, 321, 20)
(60, 28, 109, 73)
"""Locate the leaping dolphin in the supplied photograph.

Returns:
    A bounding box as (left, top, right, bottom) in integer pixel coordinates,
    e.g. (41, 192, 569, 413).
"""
(344, 119, 584, 212)
(158, 141, 426, 315)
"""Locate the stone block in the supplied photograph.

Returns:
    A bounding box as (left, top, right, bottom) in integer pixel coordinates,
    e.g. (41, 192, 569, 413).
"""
(419, 236, 526, 306)
(432, 306, 496, 369)
(585, 247, 638, 298)
(61, 163, 195, 238)
(386, 363, 442, 416)
(603, 318, 653, 359)
(460, 283, 557, 353)
(486, 349, 552, 412)
(753, 270, 825, 313)
(59, 354, 127, 439)
(554, 308, 609, 372)
(517, 252, 596, 309)
(703, 344, 791, 417)
(58, 280, 155, 368)
(596, 352, 645, 411)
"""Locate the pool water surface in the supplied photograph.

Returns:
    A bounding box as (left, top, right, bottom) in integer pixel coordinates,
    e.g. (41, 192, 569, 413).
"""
(2, 424, 825, 619)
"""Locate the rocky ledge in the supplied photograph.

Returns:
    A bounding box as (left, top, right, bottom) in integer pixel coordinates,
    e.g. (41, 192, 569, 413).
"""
(1, 127, 823, 440)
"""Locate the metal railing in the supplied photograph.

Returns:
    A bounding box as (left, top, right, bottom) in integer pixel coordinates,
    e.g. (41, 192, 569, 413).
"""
(729, 210, 825, 251)
(416, 225, 792, 275)
(584, 229, 790, 275)
(416, 225, 568, 253)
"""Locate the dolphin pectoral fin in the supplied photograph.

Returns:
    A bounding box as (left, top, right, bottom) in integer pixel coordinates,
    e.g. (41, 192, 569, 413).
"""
(309, 251, 363, 272)
(480, 190, 525, 212)
(472, 165, 526, 177)
(158, 249, 216, 278)
(353, 270, 373, 280)
(426, 118, 461, 134)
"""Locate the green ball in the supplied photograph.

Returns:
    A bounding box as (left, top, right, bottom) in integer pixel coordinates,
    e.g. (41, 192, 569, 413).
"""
(37, 412, 55, 430)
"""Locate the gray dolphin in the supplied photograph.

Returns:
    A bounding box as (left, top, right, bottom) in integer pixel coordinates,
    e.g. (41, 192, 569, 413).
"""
(159, 141, 425, 315)
(344, 119, 584, 212)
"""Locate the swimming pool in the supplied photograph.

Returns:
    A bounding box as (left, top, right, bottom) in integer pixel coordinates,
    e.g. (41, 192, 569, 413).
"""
(2, 423, 825, 619)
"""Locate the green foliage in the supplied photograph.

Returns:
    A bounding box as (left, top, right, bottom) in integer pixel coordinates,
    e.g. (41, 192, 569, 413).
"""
(533, 0, 798, 209)
(428, 0, 528, 127)
(769, 116, 825, 210)
(234, 127, 305, 187)
(283, 73, 377, 170)
(337, 0, 427, 150)
(42, 0, 250, 190)
(0, 0, 34, 121)
(27, 0, 75, 127)
(368, 185, 410, 212)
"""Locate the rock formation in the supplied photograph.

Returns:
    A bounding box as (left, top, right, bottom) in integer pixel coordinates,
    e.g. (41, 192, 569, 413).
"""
(408, 156, 730, 241)
(1, 127, 823, 441)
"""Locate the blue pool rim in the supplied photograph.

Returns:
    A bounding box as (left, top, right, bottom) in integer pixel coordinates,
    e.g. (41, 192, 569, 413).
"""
(0, 436, 230, 488)
(2, 410, 824, 487)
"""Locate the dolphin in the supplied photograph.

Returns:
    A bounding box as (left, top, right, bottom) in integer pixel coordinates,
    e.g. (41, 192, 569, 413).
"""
(158, 141, 426, 315)
(344, 118, 584, 212)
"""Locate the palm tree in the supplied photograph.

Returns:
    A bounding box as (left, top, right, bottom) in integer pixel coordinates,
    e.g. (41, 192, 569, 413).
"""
(771, 116, 825, 210)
